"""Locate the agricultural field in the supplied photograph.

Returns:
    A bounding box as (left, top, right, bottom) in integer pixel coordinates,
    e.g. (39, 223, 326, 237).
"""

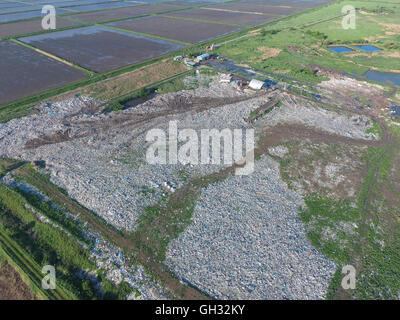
(0, 8, 71, 23)
(55, 1, 138, 13)
(0, 40, 87, 105)
(204, 3, 304, 15)
(19, 26, 186, 73)
(0, 0, 332, 109)
(0, 0, 331, 113)
(161, 7, 280, 26)
(107, 15, 242, 43)
(68, 4, 185, 23)
(0, 17, 83, 39)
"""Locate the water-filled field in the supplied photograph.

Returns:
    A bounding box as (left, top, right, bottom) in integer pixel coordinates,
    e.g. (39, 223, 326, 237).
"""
(354, 45, 382, 52)
(0, 40, 87, 105)
(328, 46, 354, 53)
(19, 26, 186, 72)
(162, 7, 278, 26)
(107, 15, 242, 43)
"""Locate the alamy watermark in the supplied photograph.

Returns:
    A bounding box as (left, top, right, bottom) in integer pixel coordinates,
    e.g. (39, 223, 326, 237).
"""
(145, 121, 255, 175)
(42, 265, 56, 290)
(342, 5, 356, 30)
(341, 265, 356, 290)
(42, 5, 56, 30)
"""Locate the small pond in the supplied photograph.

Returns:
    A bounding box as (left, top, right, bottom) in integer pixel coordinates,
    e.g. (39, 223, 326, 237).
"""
(354, 45, 382, 52)
(328, 46, 354, 53)
(363, 70, 400, 86)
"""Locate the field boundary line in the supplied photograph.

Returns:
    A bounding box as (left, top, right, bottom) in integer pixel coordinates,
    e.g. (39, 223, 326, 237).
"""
(157, 14, 243, 26)
(200, 7, 283, 17)
(97, 23, 191, 45)
(10, 38, 95, 75)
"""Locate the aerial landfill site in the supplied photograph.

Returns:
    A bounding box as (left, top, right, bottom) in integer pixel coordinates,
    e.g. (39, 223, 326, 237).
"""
(0, 0, 400, 303)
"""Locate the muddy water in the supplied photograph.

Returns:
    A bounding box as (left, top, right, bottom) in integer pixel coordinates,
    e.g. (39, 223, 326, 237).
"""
(364, 70, 400, 86)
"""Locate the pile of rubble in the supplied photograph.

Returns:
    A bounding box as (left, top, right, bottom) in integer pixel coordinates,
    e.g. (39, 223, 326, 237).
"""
(165, 155, 336, 299)
(0, 71, 378, 299)
(0, 75, 262, 230)
(261, 94, 376, 140)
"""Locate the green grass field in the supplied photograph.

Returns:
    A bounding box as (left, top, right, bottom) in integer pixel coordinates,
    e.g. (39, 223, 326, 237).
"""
(216, 0, 400, 83)
(0, 177, 133, 300)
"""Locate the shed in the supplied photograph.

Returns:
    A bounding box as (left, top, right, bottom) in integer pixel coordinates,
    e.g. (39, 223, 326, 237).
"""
(186, 61, 198, 67)
(249, 79, 265, 90)
(196, 53, 210, 61)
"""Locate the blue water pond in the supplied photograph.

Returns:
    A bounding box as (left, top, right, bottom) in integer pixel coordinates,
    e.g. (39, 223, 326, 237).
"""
(354, 45, 382, 52)
(364, 71, 400, 86)
(328, 46, 354, 53)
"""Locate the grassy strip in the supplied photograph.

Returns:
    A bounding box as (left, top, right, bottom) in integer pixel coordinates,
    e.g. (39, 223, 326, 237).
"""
(100, 68, 193, 112)
(0, 182, 133, 299)
(14, 188, 93, 246)
(0, 223, 73, 300)
(300, 195, 360, 266)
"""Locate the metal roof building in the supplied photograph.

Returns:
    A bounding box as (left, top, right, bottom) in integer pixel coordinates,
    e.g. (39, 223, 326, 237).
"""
(390, 105, 400, 117)
(196, 53, 210, 61)
(248, 79, 265, 90)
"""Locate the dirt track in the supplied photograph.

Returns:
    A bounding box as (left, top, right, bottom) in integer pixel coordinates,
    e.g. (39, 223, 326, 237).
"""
(24, 93, 264, 149)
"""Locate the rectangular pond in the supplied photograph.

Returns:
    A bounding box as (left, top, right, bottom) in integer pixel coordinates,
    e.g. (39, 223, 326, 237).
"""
(353, 45, 382, 52)
(328, 46, 353, 53)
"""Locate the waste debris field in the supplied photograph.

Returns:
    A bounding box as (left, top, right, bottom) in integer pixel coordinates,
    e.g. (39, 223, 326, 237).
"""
(0, 0, 333, 106)
(0, 68, 389, 299)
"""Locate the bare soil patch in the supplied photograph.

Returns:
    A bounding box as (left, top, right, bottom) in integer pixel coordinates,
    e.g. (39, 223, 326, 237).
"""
(257, 46, 281, 60)
(0, 261, 36, 300)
